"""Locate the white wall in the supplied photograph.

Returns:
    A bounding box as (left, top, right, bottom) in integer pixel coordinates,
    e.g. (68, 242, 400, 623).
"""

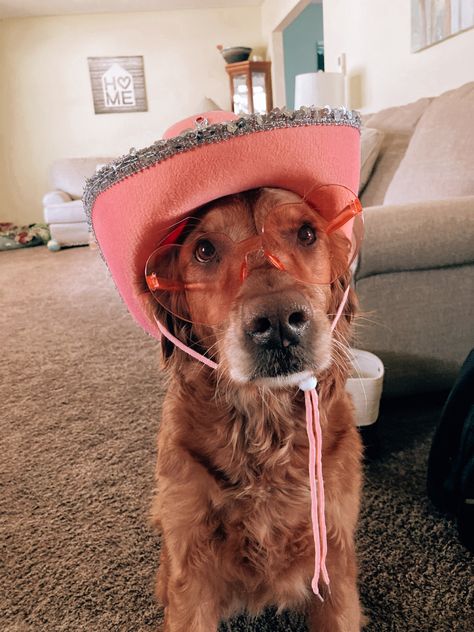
(0, 8, 264, 225)
(3, 1, 472, 225)
(323, 0, 474, 112)
(261, 0, 474, 113)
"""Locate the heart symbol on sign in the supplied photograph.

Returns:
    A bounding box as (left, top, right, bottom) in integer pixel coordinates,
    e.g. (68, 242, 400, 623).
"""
(118, 76, 131, 90)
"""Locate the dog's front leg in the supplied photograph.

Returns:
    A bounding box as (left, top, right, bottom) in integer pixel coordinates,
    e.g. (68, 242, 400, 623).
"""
(153, 463, 225, 631)
(154, 521, 222, 632)
(307, 542, 363, 632)
(161, 571, 220, 632)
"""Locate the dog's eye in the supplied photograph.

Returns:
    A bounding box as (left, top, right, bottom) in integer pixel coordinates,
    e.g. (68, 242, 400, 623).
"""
(194, 239, 217, 263)
(297, 224, 316, 246)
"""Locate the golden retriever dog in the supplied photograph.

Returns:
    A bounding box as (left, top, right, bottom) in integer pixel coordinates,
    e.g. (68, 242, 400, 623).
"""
(150, 187, 363, 631)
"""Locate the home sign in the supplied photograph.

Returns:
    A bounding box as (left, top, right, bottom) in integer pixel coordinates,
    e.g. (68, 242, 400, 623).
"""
(88, 56, 148, 114)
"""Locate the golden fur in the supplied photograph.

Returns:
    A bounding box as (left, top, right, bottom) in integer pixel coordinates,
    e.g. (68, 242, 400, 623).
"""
(150, 188, 363, 631)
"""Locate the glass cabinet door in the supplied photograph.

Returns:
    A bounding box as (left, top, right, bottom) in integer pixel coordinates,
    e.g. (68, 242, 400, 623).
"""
(251, 71, 267, 114)
(226, 62, 272, 115)
(232, 75, 249, 114)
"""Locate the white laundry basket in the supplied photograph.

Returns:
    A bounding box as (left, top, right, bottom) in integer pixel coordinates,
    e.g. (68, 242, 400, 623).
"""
(345, 349, 384, 427)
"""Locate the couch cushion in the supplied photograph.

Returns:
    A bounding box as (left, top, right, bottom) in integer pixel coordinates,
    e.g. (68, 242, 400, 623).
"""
(356, 196, 474, 280)
(44, 199, 86, 224)
(359, 127, 384, 193)
(360, 97, 433, 207)
(49, 222, 90, 246)
(42, 190, 72, 206)
(50, 158, 115, 199)
(384, 82, 474, 205)
(354, 265, 472, 396)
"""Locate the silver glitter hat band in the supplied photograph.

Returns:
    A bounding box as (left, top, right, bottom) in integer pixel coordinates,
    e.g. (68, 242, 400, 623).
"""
(83, 105, 361, 226)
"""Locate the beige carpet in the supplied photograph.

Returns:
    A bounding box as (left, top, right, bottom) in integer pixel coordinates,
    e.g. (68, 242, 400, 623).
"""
(1, 246, 472, 632)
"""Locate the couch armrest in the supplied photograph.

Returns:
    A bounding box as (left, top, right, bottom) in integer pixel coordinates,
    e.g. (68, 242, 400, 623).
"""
(43, 199, 86, 225)
(42, 190, 73, 206)
(356, 196, 474, 280)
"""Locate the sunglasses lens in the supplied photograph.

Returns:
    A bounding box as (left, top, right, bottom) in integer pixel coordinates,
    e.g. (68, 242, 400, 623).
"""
(145, 186, 363, 326)
(262, 184, 363, 285)
(145, 243, 189, 321)
(145, 232, 240, 325)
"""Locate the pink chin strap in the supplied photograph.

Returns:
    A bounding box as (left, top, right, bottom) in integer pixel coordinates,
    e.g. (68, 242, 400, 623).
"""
(154, 284, 351, 598)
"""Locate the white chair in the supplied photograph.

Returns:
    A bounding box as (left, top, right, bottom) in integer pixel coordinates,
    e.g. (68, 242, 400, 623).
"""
(43, 157, 114, 249)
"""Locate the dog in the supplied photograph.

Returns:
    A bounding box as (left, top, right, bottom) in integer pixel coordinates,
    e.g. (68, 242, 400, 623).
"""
(150, 187, 363, 632)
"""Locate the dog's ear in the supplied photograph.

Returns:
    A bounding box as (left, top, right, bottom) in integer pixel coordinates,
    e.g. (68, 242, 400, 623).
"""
(158, 298, 194, 366)
(141, 242, 195, 366)
(327, 228, 358, 329)
(329, 267, 358, 334)
(325, 269, 358, 392)
(143, 264, 194, 366)
(161, 310, 177, 360)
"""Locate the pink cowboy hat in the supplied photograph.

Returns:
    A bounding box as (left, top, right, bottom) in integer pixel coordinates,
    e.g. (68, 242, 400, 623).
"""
(83, 107, 361, 339)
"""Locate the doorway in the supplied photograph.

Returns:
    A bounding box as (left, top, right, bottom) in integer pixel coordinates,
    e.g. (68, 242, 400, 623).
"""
(282, 1, 324, 109)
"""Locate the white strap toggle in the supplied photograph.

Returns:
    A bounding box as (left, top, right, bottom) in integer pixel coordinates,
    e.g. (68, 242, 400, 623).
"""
(298, 375, 318, 392)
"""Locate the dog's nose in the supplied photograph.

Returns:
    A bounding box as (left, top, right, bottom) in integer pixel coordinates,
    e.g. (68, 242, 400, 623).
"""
(245, 305, 310, 349)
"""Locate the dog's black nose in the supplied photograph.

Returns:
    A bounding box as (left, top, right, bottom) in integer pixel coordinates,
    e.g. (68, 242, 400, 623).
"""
(246, 306, 310, 349)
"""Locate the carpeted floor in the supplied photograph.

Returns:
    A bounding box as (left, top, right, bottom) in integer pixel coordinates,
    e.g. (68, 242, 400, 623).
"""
(1, 246, 472, 632)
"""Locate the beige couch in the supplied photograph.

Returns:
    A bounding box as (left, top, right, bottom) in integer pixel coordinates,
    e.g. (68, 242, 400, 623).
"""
(43, 158, 113, 248)
(43, 88, 473, 395)
(354, 82, 474, 396)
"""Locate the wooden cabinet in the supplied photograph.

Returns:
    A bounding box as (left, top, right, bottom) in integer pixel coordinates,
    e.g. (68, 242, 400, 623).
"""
(225, 61, 273, 115)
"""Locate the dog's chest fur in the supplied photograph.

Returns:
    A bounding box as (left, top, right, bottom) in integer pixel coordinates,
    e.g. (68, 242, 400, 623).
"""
(218, 454, 315, 606)
(157, 381, 316, 608)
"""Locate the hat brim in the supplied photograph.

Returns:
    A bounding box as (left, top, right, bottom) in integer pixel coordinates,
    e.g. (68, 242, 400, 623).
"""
(86, 112, 360, 339)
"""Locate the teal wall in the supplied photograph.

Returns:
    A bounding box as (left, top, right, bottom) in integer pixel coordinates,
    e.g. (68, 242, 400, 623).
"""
(283, 2, 324, 109)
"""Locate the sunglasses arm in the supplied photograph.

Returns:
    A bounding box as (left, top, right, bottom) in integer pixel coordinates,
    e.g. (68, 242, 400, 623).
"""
(325, 198, 363, 235)
(146, 273, 207, 293)
(146, 273, 185, 292)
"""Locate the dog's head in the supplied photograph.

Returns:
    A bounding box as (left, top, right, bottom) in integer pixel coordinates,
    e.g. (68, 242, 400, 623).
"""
(151, 188, 357, 389)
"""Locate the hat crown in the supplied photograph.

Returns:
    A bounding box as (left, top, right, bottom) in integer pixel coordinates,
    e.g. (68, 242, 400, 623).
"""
(163, 110, 238, 139)
(85, 105, 361, 340)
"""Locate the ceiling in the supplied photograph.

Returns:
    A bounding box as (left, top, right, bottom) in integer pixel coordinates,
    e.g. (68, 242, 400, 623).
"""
(0, 0, 264, 20)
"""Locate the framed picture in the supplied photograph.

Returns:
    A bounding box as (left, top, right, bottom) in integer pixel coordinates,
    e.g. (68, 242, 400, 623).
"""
(88, 56, 148, 114)
(411, 0, 474, 51)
